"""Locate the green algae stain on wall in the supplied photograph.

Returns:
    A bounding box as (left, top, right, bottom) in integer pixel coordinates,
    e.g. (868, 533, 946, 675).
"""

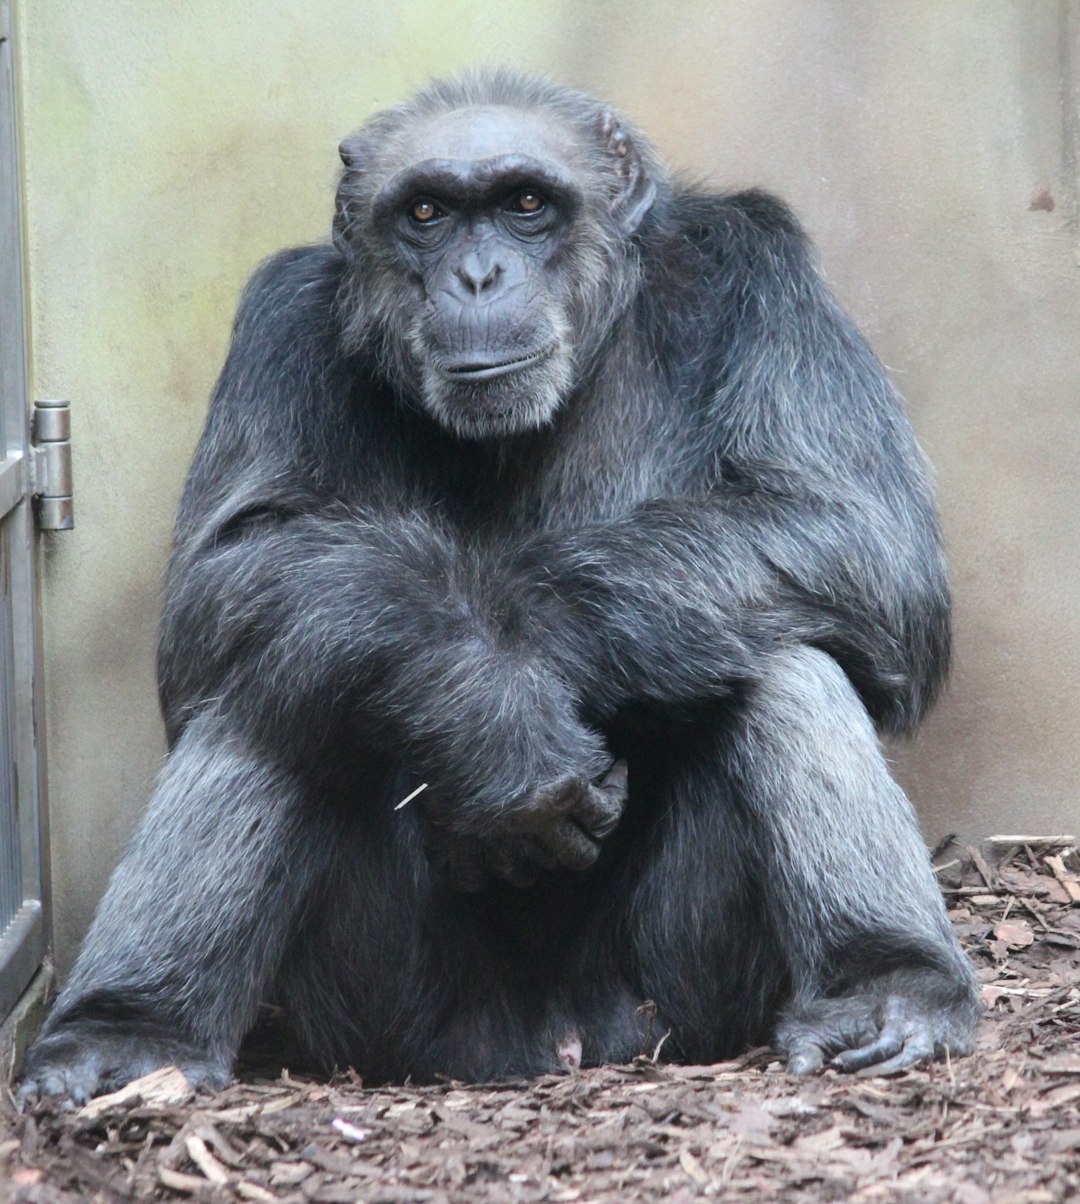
(23, 0, 580, 438)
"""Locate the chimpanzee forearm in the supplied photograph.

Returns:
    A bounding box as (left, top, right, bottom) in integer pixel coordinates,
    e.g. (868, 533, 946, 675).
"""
(516, 480, 949, 735)
(508, 186, 951, 736)
(159, 506, 610, 823)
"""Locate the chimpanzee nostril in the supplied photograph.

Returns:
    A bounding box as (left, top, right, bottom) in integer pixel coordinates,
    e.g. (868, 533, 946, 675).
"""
(456, 250, 502, 295)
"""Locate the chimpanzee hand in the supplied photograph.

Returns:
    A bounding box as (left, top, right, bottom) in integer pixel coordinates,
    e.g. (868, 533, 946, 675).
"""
(426, 760, 628, 891)
(777, 967, 979, 1075)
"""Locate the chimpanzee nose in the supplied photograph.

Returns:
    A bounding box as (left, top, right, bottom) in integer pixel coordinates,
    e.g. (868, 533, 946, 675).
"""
(455, 249, 502, 295)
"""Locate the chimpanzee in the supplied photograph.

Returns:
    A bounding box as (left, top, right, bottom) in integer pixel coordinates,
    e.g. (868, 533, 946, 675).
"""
(20, 69, 978, 1102)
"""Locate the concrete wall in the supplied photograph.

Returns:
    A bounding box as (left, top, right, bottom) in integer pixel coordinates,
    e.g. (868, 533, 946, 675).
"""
(14, 0, 1080, 972)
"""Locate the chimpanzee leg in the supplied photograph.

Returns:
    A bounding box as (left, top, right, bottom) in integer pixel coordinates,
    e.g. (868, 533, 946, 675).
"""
(268, 753, 614, 1084)
(19, 706, 324, 1104)
(614, 646, 976, 1071)
(275, 643, 975, 1081)
(730, 646, 978, 1071)
(598, 721, 788, 1064)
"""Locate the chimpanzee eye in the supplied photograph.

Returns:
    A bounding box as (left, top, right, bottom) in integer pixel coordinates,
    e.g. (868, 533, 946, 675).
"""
(409, 198, 444, 224)
(508, 191, 546, 215)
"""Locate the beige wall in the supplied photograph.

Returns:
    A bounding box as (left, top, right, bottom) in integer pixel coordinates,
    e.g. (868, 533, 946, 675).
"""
(15, 1, 1080, 972)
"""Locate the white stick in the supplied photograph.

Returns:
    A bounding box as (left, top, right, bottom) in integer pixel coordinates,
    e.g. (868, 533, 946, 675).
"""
(394, 782, 429, 810)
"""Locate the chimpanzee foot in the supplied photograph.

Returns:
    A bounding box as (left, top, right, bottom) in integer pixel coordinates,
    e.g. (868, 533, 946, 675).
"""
(777, 969, 979, 1075)
(18, 1023, 231, 1107)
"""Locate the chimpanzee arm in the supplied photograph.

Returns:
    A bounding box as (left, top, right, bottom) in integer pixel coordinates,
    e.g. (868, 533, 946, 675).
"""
(501, 194, 974, 1073)
(517, 192, 949, 735)
(159, 247, 622, 874)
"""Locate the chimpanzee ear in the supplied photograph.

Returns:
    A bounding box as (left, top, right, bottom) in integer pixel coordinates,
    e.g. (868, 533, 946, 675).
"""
(334, 137, 366, 257)
(598, 110, 657, 235)
(338, 135, 365, 170)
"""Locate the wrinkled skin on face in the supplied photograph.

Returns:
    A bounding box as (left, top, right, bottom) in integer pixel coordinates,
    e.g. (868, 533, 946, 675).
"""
(334, 101, 656, 438)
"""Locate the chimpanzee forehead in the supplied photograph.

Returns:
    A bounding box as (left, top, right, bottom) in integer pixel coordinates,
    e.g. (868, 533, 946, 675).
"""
(396, 105, 579, 170)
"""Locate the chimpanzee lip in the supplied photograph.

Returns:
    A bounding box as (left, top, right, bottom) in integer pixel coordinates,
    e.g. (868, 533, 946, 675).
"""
(440, 346, 553, 381)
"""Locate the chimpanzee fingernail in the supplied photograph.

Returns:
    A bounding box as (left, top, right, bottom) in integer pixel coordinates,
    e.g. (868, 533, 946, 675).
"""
(602, 760, 628, 789)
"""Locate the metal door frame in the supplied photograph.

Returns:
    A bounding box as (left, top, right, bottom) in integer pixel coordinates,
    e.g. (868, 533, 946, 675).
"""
(0, 0, 48, 1023)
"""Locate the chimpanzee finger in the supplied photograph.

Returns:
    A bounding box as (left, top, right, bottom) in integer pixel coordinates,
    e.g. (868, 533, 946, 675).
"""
(571, 761, 628, 840)
(861, 1036, 936, 1075)
(517, 832, 565, 873)
(831, 1032, 905, 1072)
(535, 814, 600, 872)
(599, 759, 628, 797)
(785, 1042, 826, 1075)
(16, 1075, 69, 1110)
(488, 849, 540, 889)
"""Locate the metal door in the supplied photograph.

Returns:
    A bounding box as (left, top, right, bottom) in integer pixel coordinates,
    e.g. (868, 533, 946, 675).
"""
(0, 0, 45, 1023)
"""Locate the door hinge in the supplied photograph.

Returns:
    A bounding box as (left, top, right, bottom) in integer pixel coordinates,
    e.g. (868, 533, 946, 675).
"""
(31, 399, 74, 530)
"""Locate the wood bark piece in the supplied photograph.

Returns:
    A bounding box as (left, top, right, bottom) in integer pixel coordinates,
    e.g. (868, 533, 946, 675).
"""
(7, 849, 1080, 1204)
(987, 835, 1075, 848)
(1044, 854, 1080, 903)
(77, 1065, 194, 1120)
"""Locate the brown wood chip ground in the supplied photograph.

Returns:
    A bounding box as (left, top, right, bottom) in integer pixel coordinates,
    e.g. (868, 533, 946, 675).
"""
(4, 845, 1080, 1203)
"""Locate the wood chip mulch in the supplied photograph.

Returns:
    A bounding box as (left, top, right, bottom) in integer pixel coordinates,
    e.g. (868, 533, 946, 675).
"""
(3, 840, 1080, 1203)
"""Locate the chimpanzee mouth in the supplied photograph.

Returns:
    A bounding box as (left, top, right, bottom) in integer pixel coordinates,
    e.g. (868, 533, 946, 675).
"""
(440, 346, 554, 382)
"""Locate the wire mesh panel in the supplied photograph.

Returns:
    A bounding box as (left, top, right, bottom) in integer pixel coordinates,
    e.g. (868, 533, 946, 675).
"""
(0, 2, 44, 1021)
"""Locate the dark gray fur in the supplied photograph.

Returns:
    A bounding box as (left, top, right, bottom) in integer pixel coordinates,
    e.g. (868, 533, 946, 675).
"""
(20, 70, 978, 1102)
